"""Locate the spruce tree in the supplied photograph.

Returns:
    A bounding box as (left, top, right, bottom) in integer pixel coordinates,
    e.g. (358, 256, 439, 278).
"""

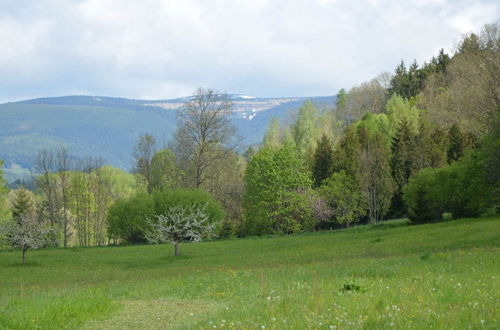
(390, 120, 417, 216)
(10, 188, 35, 223)
(312, 134, 334, 187)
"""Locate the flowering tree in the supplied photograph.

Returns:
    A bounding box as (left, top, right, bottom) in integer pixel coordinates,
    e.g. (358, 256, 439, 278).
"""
(145, 204, 218, 256)
(1, 215, 54, 264)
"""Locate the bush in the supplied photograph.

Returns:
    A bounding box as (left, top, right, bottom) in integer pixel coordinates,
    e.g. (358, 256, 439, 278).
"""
(403, 151, 493, 224)
(107, 189, 224, 243)
(152, 189, 224, 224)
(107, 193, 154, 243)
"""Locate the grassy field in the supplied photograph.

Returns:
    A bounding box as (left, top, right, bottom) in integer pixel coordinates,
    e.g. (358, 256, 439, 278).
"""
(0, 217, 499, 329)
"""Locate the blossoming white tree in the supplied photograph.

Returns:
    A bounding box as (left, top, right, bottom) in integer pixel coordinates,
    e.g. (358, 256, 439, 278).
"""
(145, 204, 218, 256)
(1, 215, 53, 264)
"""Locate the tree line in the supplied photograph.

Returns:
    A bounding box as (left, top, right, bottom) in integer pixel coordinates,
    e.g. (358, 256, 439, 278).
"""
(0, 23, 498, 258)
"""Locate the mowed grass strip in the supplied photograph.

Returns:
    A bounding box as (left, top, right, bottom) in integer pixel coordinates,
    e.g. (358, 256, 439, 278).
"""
(0, 216, 499, 329)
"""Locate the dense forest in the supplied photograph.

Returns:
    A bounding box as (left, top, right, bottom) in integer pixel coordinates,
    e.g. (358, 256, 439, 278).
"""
(0, 23, 498, 249)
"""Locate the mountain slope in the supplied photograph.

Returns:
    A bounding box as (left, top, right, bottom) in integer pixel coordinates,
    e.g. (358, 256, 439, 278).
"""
(0, 95, 336, 180)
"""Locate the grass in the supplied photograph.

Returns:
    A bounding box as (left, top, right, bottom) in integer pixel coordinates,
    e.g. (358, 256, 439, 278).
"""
(0, 216, 499, 329)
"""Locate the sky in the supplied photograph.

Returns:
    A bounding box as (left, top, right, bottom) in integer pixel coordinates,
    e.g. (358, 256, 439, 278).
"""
(0, 0, 498, 102)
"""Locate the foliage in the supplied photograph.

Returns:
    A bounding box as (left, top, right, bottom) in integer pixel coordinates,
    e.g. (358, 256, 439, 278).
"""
(262, 118, 282, 147)
(447, 124, 477, 163)
(8, 189, 36, 222)
(172, 88, 236, 188)
(403, 168, 443, 224)
(152, 189, 224, 224)
(201, 149, 245, 223)
(0, 160, 11, 221)
(332, 125, 361, 178)
(243, 145, 313, 235)
(420, 23, 499, 135)
(107, 189, 223, 244)
(107, 193, 155, 243)
(292, 100, 320, 162)
(388, 50, 450, 99)
(480, 107, 500, 204)
(133, 133, 157, 194)
(390, 119, 419, 216)
(340, 75, 387, 122)
(1, 214, 54, 263)
(311, 134, 334, 187)
(145, 204, 218, 256)
(150, 148, 182, 191)
(385, 94, 419, 135)
(319, 171, 366, 227)
(403, 151, 494, 223)
(358, 129, 395, 224)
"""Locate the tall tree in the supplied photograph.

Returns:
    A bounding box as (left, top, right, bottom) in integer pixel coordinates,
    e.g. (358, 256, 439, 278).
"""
(341, 77, 387, 122)
(151, 149, 182, 191)
(173, 88, 236, 188)
(319, 170, 366, 228)
(292, 100, 320, 163)
(332, 125, 361, 178)
(244, 145, 313, 235)
(55, 146, 72, 248)
(358, 129, 395, 224)
(390, 120, 418, 216)
(312, 134, 334, 187)
(262, 118, 282, 147)
(202, 148, 245, 223)
(133, 133, 157, 194)
(34, 149, 58, 227)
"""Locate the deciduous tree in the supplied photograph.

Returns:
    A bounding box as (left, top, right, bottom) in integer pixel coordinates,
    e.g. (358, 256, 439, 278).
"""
(172, 88, 236, 188)
(145, 204, 218, 256)
(1, 214, 54, 263)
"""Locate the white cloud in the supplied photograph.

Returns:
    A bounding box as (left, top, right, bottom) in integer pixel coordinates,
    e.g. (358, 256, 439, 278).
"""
(0, 0, 498, 102)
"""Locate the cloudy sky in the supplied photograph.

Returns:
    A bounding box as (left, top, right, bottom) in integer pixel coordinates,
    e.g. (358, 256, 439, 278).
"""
(0, 0, 498, 102)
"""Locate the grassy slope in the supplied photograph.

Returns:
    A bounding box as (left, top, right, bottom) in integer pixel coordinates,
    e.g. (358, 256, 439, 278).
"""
(0, 217, 499, 329)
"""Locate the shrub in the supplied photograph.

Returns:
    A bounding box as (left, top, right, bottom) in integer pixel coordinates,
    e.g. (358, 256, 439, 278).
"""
(403, 151, 493, 224)
(107, 193, 154, 243)
(152, 189, 224, 224)
(107, 189, 224, 243)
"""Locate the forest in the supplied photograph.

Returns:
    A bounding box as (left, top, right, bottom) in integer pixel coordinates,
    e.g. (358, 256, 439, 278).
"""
(0, 23, 499, 254)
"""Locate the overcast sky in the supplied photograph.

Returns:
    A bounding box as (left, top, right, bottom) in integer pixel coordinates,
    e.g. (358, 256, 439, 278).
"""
(0, 0, 498, 102)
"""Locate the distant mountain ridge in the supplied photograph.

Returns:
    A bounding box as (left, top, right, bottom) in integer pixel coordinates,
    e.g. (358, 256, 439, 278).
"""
(0, 94, 336, 181)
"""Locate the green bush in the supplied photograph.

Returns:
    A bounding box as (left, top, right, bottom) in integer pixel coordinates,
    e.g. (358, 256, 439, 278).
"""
(107, 189, 224, 243)
(403, 151, 493, 224)
(107, 193, 154, 243)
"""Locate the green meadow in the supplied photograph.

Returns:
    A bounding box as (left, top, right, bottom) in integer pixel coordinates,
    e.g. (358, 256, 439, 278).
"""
(1, 216, 499, 329)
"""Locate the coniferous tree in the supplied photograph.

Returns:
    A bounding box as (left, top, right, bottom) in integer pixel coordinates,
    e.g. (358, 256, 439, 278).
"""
(312, 134, 334, 187)
(9, 189, 36, 223)
(447, 124, 477, 163)
(332, 125, 361, 178)
(390, 120, 417, 216)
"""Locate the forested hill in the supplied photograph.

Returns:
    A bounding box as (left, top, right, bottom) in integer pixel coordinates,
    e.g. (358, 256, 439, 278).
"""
(0, 94, 336, 180)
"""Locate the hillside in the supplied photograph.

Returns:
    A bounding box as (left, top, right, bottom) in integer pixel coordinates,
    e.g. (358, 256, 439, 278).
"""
(0, 95, 336, 181)
(0, 216, 498, 329)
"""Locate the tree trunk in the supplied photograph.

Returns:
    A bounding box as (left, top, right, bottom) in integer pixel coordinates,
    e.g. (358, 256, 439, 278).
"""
(174, 241, 180, 256)
(22, 248, 26, 264)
